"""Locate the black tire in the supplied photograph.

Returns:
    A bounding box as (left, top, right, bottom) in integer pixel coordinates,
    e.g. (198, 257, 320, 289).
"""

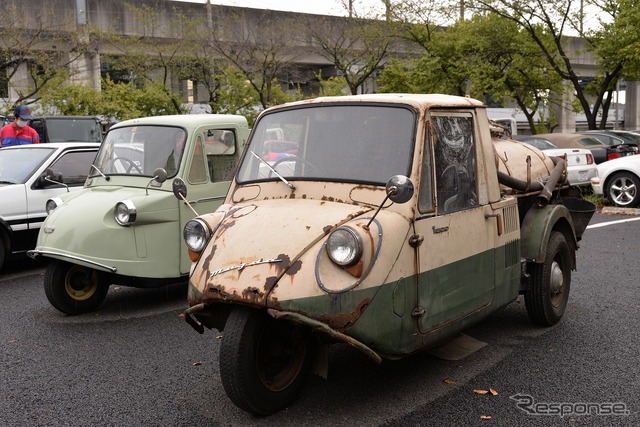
(219, 307, 312, 416)
(606, 172, 640, 208)
(44, 260, 110, 315)
(525, 231, 571, 326)
(0, 238, 5, 272)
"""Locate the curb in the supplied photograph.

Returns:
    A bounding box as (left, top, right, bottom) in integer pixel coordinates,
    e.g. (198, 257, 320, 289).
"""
(600, 206, 640, 216)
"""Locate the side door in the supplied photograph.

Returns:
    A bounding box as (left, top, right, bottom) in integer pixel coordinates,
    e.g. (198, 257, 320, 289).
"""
(25, 147, 98, 247)
(177, 127, 239, 273)
(414, 111, 498, 335)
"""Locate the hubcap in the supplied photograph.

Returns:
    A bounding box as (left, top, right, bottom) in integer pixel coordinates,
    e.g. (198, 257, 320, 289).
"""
(610, 177, 637, 206)
(64, 266, 98, 301)
(256, 322, 307, 392)
(549, 260, 564, 306)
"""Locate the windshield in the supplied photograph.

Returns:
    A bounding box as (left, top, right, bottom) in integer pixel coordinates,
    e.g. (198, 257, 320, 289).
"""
(523, 138, 557, 150)
(93, 125, 186, 178)
(237, 104, 416, 185)
(45, 118, 103, 143)
(0, 146, 54, 184)
(577, 137, 606, 147)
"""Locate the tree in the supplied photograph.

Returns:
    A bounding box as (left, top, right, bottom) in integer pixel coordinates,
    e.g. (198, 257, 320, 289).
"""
(0, 2, 98, 112)
(307, 15, 393, 95)
(453, 13, 564, 133)
(202, 6, 300, 109)
(97, 2, 193, 115)
(473, 0, 628, 129)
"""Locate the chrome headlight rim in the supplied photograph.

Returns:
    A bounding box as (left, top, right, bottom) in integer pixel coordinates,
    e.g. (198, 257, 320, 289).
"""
(326, 226, 363, 267)
(183, 219, 211, 253)
(46, 197, 63, 215)
(114, 200, 137, 226)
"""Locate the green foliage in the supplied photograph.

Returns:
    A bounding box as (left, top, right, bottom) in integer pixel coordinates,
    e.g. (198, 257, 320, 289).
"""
(316, 73, 350, 97)
(38, 77, 183, 121)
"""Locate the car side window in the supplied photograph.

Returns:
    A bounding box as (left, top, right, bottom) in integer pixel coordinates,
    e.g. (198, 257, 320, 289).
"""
(431, 114, 478, 214)
(188, 136, 208, 184)
(418, 128, 434, 212)
(205, 129, 238, 182)
(47, 150, 98, 186)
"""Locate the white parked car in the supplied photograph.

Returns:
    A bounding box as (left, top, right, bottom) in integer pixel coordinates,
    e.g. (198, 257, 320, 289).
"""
(591, 155, 640, 208)
(0, 142, 100, 271)
(512, 135, 598, 187)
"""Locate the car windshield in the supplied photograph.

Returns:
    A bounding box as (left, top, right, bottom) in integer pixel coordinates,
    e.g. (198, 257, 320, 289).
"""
(523, 138, 557, 150)
(0, 146, 55, 184)
(93, 125, 186, 178)
(45, 119, 103, 143)
(237, 104, 416, 185)
(577, 137, 607, 147)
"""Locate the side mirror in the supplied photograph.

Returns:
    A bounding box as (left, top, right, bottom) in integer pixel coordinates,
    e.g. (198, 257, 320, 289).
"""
(386, 175, 414, 204)
(172, 177, 188, 200)
(364, 175, 414, 230)
(35, 168, 65, 189)
(153, 168, 168, 184)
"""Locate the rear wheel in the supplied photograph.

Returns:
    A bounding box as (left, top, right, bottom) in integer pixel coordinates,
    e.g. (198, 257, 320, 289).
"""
(219, 307, 312, 416)
(0, 238, 5, 271)
(525, 231, 571, 326)
(606, 172, 640, 207)
(44, 260, 109, 315)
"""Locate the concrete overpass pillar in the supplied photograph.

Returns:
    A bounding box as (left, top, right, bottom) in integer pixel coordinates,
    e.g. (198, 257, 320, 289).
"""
(550, 80, 576, 133)
(69, 51, 101, 91)
(624, 82, 640, 131)
(8, 62, 31, 101)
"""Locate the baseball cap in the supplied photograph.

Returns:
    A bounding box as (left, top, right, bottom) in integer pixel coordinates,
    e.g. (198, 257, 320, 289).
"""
(14, 105, 32, 120)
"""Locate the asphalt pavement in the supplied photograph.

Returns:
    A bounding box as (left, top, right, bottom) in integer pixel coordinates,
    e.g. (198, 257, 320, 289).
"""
(1, 212, 638, 426)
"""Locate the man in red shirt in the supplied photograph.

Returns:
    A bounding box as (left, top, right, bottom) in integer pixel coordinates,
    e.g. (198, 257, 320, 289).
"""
(0, 105, 40, 148)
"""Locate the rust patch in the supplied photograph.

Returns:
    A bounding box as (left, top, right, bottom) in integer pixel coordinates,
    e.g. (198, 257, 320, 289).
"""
(264, 276, 279, 293)
(274, 253, 291, 275)
(241, 287, 265, 303)
(323, 225, 333, 234)
(319, 298, 372, 331)
(286, 260, 302, 276)
(199, 244, 217, 283)
(306, 226, 311, 230)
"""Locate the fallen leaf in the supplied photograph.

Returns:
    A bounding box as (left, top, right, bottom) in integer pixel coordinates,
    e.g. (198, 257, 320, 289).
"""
(474, 389, 489, 395)
(216, 335, 223, 340)
(480, 415, 492, 420)
(192, 361, 203, 366)
(178, 313, 185, 318)
(8, 340, 17, 343)
(443, 379, 456, 385)
(489, 388, 498, 396)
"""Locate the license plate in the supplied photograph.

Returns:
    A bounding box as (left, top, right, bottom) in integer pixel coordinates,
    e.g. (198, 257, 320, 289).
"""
(579, 171, 588, 181)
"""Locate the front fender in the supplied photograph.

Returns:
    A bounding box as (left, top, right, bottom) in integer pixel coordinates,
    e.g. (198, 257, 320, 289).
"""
(520, 203, 577, 265)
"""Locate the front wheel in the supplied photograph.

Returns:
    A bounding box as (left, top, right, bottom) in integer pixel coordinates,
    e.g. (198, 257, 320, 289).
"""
(44, 261, 110, 315)
(524, 231, 571, 326)
(606, 172, 640, 207)
(219, 307, 312, 416)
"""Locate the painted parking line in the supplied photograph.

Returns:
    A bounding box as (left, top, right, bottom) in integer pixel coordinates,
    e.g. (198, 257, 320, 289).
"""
(587, 216, 640, 229)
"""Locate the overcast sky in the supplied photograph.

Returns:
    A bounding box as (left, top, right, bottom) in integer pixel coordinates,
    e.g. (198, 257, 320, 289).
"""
(172, 0, 384, 16)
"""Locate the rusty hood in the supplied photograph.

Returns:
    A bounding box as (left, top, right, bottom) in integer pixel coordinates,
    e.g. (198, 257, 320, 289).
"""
(188, 199, 373, 306)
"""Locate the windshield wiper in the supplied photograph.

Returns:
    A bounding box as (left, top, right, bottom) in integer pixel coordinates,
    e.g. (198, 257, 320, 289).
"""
(250, 151, 295, 190)
(90, 164, 111, 181)
(0, 180, 16, 185)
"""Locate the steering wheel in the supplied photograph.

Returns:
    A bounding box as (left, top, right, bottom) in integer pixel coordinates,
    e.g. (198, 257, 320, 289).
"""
(269, 155, 319, 177)
(107, 157, 143, 174)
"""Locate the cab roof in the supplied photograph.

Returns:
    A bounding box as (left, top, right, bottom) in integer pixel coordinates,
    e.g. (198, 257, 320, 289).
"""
(271, 93, 485, 111)
(111, 113, 248, 130)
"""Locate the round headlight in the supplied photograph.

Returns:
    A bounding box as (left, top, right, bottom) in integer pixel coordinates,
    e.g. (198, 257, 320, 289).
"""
(114, 200, 137, 226)
(326, 227, 363, 267)
(183, 219, 210, 253)
(46, 198, 63, 215)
